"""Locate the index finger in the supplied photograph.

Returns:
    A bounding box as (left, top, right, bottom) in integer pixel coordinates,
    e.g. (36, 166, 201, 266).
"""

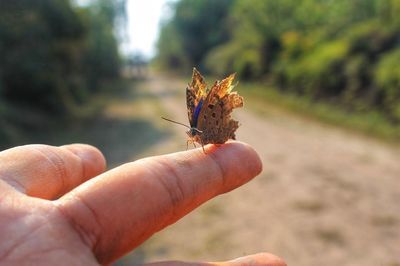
(57, 141, 262, 264)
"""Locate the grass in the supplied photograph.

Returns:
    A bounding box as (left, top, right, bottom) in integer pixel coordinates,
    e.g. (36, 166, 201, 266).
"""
(239, 82, 400, 142)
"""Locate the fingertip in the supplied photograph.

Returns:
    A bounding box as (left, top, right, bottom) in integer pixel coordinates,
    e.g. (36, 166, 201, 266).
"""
(206, 141, 263, 191)
(61, 144, 106, 178)
(227, 141, 263, 176)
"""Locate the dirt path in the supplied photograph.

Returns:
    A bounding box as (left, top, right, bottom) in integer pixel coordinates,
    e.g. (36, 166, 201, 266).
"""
(117, 73, 400, 266)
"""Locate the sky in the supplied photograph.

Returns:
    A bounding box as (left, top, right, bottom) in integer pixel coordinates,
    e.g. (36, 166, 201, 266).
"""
(121, 0, 171, 59)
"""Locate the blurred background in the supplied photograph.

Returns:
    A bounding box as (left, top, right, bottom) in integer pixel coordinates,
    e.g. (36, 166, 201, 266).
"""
(1, 0, 400, 265)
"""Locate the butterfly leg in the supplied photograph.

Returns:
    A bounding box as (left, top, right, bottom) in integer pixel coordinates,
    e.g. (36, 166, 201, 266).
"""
(198, 138, 206, 154)
(201, 144, 206, 154)
(187, 139, 197, 150)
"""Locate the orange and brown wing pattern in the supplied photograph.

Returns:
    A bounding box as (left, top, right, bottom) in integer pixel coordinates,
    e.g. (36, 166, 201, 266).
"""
(186, 68, 207, 127)
(196, 73, 244, 144)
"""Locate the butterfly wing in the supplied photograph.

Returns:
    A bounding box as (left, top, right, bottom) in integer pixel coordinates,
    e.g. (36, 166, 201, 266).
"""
(186, 68, 207, 127)
(196, 73, 244, 144)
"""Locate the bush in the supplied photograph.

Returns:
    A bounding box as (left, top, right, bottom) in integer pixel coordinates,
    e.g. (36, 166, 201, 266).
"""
(374, 48, 400, 120)
(0, 0, 122, 114)
(158, 0, 400, 127)
(205, 42, 263, 79)
(277, 40, 349, 97)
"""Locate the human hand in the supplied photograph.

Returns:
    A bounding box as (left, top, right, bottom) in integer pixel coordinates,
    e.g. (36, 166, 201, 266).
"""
(0, 142, 285, 266)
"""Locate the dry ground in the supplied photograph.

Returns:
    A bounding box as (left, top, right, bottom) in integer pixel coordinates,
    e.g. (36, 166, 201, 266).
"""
(112, 73, 400, 266)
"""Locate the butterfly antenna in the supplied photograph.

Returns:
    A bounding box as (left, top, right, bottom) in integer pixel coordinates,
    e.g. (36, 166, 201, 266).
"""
(161, 117, 191, 129)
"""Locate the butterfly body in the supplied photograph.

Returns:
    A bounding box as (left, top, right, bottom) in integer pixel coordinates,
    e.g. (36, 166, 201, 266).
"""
(186, 68, 243, 146)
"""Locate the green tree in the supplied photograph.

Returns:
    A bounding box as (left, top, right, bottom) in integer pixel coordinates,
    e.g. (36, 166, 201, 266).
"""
(0, 0, 126, 145)
(157, 0, 400, 122)
(156, 0, 235, 72)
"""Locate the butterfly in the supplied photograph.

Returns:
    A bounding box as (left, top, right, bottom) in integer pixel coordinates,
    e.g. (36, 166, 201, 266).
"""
(162, 68, 244, 152)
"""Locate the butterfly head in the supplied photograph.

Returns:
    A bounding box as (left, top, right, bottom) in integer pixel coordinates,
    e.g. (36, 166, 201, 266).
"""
(186, 127, 203, 138)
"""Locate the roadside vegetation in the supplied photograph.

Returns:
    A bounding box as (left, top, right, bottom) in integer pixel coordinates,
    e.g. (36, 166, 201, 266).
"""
(0, 0, 126, 148)
(156, 0, 400, 140)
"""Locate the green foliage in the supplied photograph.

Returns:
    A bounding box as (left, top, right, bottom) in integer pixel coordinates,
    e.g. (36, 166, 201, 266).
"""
(279, 40, 349, 97)
(157, 0, 400, 127)
(81, 4, 122, 90)
(205, 42, 263, 79)
(156, 23, 188, 70)
(156, 0, 235, 71)
(0, 0, 124, 110)
(0, 0, 85, 111)
(374, 48, 400, 120)
(0, 0, 125, 144)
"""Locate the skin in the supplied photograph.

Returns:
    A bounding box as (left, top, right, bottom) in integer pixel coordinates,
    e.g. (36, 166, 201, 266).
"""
(0, 142, 286, 266)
